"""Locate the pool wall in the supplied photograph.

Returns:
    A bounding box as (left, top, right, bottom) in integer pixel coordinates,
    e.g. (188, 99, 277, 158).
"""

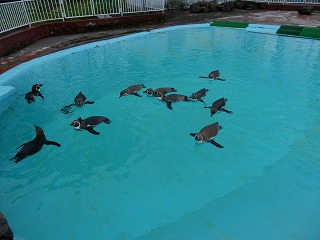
(0, 13, 166, 58)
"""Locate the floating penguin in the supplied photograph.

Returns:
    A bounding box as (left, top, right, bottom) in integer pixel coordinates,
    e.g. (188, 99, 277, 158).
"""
(61, 91, 95, 114)
(157, 92, 190, 110)
(190, 122, 223, 148)
(204, 97, 233, 116)
(190, 88, 209, 104)
(70, 116, 111, 135)
(119, 84, 146, 98)
(143, 87, 177, 96)
(24, 84, 44, 103)
(10, 125, 61, 163)
(199, 70, 225, 81)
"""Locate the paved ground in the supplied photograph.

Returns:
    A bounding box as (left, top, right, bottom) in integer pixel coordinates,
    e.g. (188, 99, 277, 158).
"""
(1, 9, 320, 74)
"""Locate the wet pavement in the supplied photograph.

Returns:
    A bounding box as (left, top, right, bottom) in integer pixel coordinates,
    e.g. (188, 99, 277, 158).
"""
(1, 9, 320, 75)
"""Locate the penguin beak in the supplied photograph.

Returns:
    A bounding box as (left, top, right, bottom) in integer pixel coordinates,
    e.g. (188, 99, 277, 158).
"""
(70, 122, 74, 126)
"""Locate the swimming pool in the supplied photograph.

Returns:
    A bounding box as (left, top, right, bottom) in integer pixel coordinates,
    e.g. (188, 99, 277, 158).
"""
(1, 24, 320, 240)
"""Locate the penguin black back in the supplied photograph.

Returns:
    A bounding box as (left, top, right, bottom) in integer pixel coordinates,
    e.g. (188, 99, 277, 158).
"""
(10, 125, 61, 163)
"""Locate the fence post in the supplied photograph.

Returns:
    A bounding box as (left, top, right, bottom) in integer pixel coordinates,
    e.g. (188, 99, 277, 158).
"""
(90, 0, 96, 16)
(118, 0, 123, 16)
(58, 0, 66, 20)
(22, 0, 31, 27)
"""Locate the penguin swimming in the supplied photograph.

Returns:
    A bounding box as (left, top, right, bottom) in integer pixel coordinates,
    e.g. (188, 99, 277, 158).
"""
(61, 91, 95, 114)
(199, 70, 225, 81)
(191, 88, 209, 104)
(70, 116, 111, 135)
(143, 87, 177, 96)
(119, 84, 146, 98)
(24, 84, 44, 103)
(157, 92, 190, 110)
(204, 97, 233, 116)
(10, 125, 61, 163)
(190, 122, 223, 148)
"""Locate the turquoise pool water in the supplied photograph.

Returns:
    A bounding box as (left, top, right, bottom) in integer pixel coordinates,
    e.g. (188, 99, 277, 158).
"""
(1, 24, 320, 240)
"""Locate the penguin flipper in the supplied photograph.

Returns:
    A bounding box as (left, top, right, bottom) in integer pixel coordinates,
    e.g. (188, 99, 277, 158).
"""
(199, 99, 205, 104)
(209, 139, 224, 148)
(215, 77, 226, 81)
(199, 76, 208, 79)
(85, 101, 95, 104)
(220, 108, 233, 114)
(38, 92, 45, 99)
(45, 140, 61, 147)
(86, 127, 100, 135)
(190, 133, 196, 137)
(132, 93, 142, 98)
(16, 143, 26, 150)
(166, 102, 173, 110)
(10, 156, 25, 163)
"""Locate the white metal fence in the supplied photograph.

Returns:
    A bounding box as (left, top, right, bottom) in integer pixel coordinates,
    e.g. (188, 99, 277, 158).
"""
(0, 0, 165, 34)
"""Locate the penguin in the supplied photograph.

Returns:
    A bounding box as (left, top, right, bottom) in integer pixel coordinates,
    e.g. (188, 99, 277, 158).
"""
(24, 84, 44, 103)
(190, 88, 209, 104)
(143, 87, 177, 96)
(119, 84, 146, 98)
(204, 97, 233, 116)
(157, 92, 190, 110)
(61, 91, 95, 114)
(190, 122, 223, 148)
(199, 70, 225, 81)
(10, 125, 61, 163)
(70, 116, 111, 135)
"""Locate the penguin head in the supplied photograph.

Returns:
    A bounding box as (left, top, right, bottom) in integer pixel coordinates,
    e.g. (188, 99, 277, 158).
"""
(34, 125, 45, 137)
(156, 91, 164, 99)
(119, 90, 127, 98)
(195, 134, 204, 142)
(32, 84, 43, 92)
(75, 100, 84, 107)
(191, 93, 198, 100)
(70, 120, 81, 129)
(143, 88, 154, 96)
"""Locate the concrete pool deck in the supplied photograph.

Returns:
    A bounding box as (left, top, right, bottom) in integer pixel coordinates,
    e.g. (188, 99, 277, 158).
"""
(0, 9, 320, 75)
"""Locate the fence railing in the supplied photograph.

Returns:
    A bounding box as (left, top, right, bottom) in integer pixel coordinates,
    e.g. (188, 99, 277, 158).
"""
(0, 0, 164, 34)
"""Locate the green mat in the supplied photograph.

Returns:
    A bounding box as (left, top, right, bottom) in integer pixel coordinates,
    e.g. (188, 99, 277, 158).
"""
(210, 21, 249, 28)
(276, 25, 305, 36)
(300, 27, 320, 39)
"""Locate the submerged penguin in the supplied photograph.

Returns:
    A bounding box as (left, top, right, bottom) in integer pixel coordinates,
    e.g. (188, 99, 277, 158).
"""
(190, 88, 209, 104)
(119, 84, 146, 98)
(157, 92, 190, 110)
(205, 97, 233, 116)
(199, 70, 225, 81)
(10, 125, 61, 163)
(70, 116, 111, 135)
(143, 87, 177, 97)
(24, 84, 44, 103)
(61, 91, 95, 114)
(190, 122, 223, 148)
